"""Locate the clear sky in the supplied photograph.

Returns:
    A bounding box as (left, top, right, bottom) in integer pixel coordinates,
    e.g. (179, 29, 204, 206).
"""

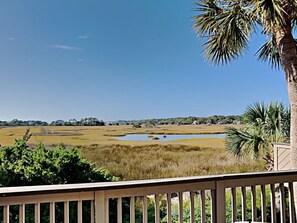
(0, 0, 288, 122)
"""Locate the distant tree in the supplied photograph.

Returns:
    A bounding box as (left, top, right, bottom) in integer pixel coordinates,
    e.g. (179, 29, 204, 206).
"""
(79, 117, 105, 126)
(132, 123, 142, 128)
(50, 120, 65, 126)
(0, 121, 8, 126)
(145, 120, 157, 127)
(32, 120, 48, 126)
(9, 119, 21, 126)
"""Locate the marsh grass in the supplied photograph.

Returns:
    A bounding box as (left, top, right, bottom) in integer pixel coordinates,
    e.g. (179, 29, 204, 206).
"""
(0, 125, 264, 181)
(81, 144, 265, 180)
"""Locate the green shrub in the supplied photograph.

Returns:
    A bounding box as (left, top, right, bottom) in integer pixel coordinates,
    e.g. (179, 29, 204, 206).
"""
(0, 130, 117, 223)
(0, 130, 116, 187)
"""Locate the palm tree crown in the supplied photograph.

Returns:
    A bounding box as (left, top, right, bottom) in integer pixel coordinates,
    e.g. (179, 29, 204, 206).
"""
(193, 0, 297, 67)
(226, 102, 289, 159)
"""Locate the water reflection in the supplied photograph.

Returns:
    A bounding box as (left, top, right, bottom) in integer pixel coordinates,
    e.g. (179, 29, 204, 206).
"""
(114, 134, 226, 141)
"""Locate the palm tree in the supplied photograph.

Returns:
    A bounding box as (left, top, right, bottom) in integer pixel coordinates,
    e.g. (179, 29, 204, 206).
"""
(226, 102, 289, 169)
(193, 1, 297, 168)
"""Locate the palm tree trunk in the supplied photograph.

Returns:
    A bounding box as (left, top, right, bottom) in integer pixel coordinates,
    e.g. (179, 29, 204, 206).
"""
(275, 27, 297, 167)
(288, 84, 297, 170)
(275, 23, 297, 217)
(287, 76, 297, 219)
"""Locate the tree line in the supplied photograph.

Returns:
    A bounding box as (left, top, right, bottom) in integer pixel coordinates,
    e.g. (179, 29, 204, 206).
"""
(112, 115, 243, 126)
(0, 115, 243, 127)
(0, 117, 105, 127)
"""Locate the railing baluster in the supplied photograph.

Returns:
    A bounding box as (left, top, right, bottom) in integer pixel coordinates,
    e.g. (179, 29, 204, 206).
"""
(77, 200, 83, 223)
(289, 182, 296, 223)
(200, 190, 206, 223)
(216, 181, 226, 223)
(130, 196, 135, 223)
(155, 194, 160, 223)
(166, 193, 172, 223)
(189, 191, 195, 223)
(279, 183, 286, 223)
(178, 192, 183, 223)
(260, 185, 267, 222)
(211, 189, 216, 223)
(3, 205, 9, 223)
(35, 203, 41, 223)
(143, 196, 148, 223)
(64, 201, 69, 223)
(117, 197, 122, 223)
(49, 202, 54, 223)
(19, 204, 25, 223)
(251, 185, 257, 221)
(241, 186, 247, 221)
(270, 184, 277, 223)
(95, 191, 107, 223)
(231, 187, 236, 222)
(90, 200, 94, 223)
(105, 198, 109, 223)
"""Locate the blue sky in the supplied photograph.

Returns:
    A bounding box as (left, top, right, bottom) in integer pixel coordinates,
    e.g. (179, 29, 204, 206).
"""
(0, 0, 288, 122)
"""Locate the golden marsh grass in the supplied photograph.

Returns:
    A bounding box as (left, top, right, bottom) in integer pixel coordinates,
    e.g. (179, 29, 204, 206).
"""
(0, 124, 264, 180)
(82, 144, 264, 180)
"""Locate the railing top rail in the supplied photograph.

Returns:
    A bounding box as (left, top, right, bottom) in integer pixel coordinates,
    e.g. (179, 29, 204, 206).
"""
(1, 170, 297, 197)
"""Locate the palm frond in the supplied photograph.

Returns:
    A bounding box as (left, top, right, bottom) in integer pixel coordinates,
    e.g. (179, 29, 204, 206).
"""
(265, 101, 283, 132)
(226, 127, 252, 158)
(256, 0, 287, 34)
(226, 127, 265, 159)
(282, 107, 290, 140)
(244, 102, 266, 124)
(244, 101, 289, 138)
(255, 38, 281, 69)
(193, 1, 256, 65)
(203, 34, 240, 65)
(266, 101, 290, 141)
(256, 37, 297, 70)
(193, 1, 223, 37)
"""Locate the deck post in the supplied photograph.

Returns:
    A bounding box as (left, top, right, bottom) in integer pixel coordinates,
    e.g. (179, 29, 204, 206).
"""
(95, 191, 107, 223)
(216, 180, 226, 223)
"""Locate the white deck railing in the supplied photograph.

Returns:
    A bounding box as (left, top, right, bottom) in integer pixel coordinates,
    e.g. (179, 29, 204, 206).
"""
(1, 170, 297, 223)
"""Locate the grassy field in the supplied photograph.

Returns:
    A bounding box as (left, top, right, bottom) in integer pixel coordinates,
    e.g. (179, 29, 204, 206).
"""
(0, 124, 265, 180)
(82, 144, 264, 180)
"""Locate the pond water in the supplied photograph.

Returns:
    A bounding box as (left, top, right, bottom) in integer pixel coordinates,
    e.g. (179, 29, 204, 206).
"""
(114, 134, 226, 141)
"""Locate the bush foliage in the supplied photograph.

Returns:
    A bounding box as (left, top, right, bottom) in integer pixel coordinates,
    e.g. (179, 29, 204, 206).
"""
(0, 130, 116, 187)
